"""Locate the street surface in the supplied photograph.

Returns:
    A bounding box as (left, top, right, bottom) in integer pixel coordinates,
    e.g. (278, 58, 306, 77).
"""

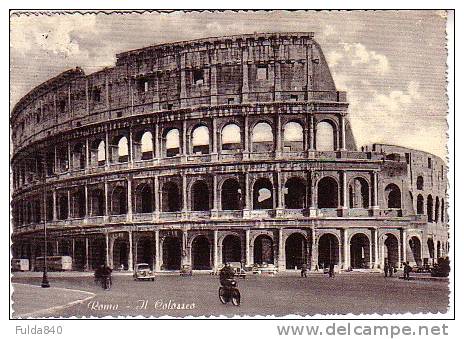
(11, 271, 449, 317)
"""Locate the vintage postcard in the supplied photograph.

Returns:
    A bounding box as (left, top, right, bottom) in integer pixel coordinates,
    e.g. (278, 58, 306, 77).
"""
(9, 10, 452, 321)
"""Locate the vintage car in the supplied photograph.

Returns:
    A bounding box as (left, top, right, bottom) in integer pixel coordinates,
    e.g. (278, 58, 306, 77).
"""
(228, 262, 247, 279)
(180, 264, 192, 276)
(133, 263, 155, 281)
(251, 263, 278, 275)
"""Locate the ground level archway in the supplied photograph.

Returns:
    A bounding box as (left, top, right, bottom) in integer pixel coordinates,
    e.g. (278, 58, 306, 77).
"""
(162, 237, 181, 270)
(192, 236, 211, 270)
(285, 233, 307, 269)
(222, 235, 241, 264)
(350, 233, 371, 269)
(253, 234, 274, 265)
(318, 234, 339, 268)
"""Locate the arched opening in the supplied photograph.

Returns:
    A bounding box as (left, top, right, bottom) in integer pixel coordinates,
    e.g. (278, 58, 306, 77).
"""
(140, 131, 154, 160)
(435, 197, 440, 223)
(427, 238, 435, 263)
(191, 125, 210, 154)
(222, 235, 241, 264)
(384, 234, 399, 268)
(96, 140, 106, 166)
(317, 177, 338, 208)
(221, 178, 242, 210)
(253, 178, 273, 210)
(385, 183, 401, 209)
(162, 181, 181, 212)
(192, 180, 210, 211)
(221, 123, 241, 151)
(416, 176, 424, 190)
(251, 122, 273, 152)
(117, 136, 129, 163)
(164, 128, 180, 157)
(253, 234, 274, 265)
(90, 238, 106, 269)
(136, 237, 154, 269)
(283, 121, 304, 152)
(162, 237, 181, 270)
(135, 183, 153, 213)
(285, 233, 307, 269)
(427, 195, 433, 222)
(316, 120, 336, 151)
(72, 143, 86, 170)
(350, 233, 370, 269)
(417, 194, 424, 214)
(192, 236, 211, 270)
(113, 238, 129, 270)
(73, 240, 86, 271)
(89, 189, 104, 216)
(408, 236, 422, 266)
(318, 234, 339, 268)
(111, 186, 127, 215)
(58, 194, 68, 220)
(284, 177, 306, 209)
(349, 177, 369, 208)
(71, 188, 86, 218)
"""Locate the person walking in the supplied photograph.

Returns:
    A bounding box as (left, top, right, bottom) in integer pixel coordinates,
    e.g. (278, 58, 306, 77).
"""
(388, 264, 394, 277)
(384, 263, 389, 277)
(301, 264, 307, 278)
(328, 263, 335, 278)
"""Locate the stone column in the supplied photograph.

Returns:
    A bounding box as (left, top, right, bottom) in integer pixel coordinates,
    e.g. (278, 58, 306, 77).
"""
(180, 53, 187, 108)
(370, 171, 380, 216)
(213, 230, 218, 271)
(397, 237, 402, 269)
(344, 229, 350, 270)
(104, 180, 109, 220)
(374, 228, 379, 269)
(210, 52, 218, 105)
(128, 127, 134, 166)
(242, 48, 249, 103)
(276, 171, 284, 216)
(67, 142, 72, 172)
(243, 115, 249, 159)
(309, 115, 315, 150)
(155, 229, 160, 272)
(72, 239, 75, 268)
(105, 131, 110, 167)
(276, 114, 282, 158)
(182, 175, 188, 214)
(311, 228, 318, 270)
(274, 60, 281, 101)
(127, 177, 132, 221)
(182, 229, 188, 265)
(278, 228, 285, 271)
(85, 237, 89, 271)
(212, 175, 218, 217)
(154, 176, 160, 220)
(128, 230, 134, 272)
(212, 117, 218, 160)
(52, 189, 57, 221)
(85, 138, 90, 170)
(339, 114, 346, 151)
(245, 229, 250, 267)
(84, 184, 89, 218)
(182, 120, 187, 160)
(67, 189, 71, 219)
(402, 229, 407, 266)
(105, 233, 110, 266)
(154, 123, 160, 159)
(339, 171, 348, 216)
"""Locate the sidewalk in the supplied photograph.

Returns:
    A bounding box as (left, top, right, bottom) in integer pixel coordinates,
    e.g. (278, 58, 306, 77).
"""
(11, 283, 95, 318)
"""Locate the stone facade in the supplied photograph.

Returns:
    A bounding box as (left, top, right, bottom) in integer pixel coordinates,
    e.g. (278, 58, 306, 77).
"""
(10, 32, 448, 272)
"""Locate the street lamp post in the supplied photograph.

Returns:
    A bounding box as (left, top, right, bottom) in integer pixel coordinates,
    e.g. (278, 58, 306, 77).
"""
(41, 158, 50, 288)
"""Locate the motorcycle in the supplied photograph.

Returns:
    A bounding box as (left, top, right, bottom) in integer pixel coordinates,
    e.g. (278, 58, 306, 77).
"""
(218, 278, 241, 306)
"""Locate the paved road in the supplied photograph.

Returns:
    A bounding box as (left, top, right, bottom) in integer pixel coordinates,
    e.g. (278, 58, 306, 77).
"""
(11, 272, 449, 317)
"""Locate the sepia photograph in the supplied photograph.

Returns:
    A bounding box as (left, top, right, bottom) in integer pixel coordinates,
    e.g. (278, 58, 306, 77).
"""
(9, 9, 452, 319)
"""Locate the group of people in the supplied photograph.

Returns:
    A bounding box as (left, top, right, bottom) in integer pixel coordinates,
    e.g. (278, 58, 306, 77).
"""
(94, 264, 113, 289)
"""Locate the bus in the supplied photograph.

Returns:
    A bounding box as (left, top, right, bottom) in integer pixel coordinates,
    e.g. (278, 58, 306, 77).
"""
(11, 259, 30, 272)
(34, 256, 73, 271)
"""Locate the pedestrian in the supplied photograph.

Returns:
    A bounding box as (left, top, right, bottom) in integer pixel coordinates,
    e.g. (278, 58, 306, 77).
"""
(301, 264, 307, 278)
(403, 262, 411, 280)
(388, 264, 394, 277)
(328, 263, 335, 278)
(384, 263, 389, 277)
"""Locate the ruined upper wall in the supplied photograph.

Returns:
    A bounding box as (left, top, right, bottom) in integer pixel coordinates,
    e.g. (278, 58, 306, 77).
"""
(11, 32, 346, 152)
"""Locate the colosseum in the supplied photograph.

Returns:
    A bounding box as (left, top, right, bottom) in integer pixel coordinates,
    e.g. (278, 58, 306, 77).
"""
(10, 32, 448, 273)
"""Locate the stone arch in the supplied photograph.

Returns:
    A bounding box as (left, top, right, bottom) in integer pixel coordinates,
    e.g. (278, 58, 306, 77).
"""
(221, 234, 242, 264)
(162, 236, 182, 270)
(191, 235, 211, 270)
(441, 198, 445, 222)
(317, 176, 338, 208)
(284, 177, 307, 209)
(221, 178, 242, 210)
(318, 233, 340, 268)
(407, 235, 422, 266)
(191, 124, 210, 154)
(113, 238, 129, 270)
(72, 142, 86, 169)
(417, 194, 424, 214)
(110, 135, 129, 163)
(315, 120, 337, 151)
(251, 121, 274, 152)
(163, 128, 180, 157)
(383, 233, 399, 268)
(427, 194, 433, 222)
(161, 181, 181, 212)
(253, 177, 274, 210)
(71, 187, 86, 218)
(435, 196, 440, 223)
(253, 234, 274, 265)
(89, 188, 104, 216)
(385, 183, 401, 209)
(283, 121, 304, 152)
(221, 123, 242, 151)
(136, 236, 154, 269)
(191, 180, 210, 211)
(134, 183, 153, 213)
(350, 233, 371, 269)
(416, 176, 424, 190)
(134, 130, 154, 161)
(58, 193, 68, 220)
(285, 233, 307, 269)
(110, 185, 127, 215)
(349, 177, 369, 208)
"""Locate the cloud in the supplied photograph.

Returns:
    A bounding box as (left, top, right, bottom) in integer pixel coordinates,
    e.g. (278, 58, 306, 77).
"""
(341, 43, 390, 75)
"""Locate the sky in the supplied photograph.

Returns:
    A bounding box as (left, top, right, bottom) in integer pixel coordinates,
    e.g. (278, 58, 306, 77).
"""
(9, 10, 449, 160)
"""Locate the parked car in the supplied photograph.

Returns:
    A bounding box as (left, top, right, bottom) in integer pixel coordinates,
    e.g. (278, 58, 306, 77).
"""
(228, 262, 246, 279)
(180, 264, 192, 276)
(11, 258, 30, 272)
(252, 263, 278, 275)
(133, 263, 155, 281)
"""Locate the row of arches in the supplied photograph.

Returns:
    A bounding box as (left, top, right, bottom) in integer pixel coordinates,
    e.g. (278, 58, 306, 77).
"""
(416, 194, 445, 223)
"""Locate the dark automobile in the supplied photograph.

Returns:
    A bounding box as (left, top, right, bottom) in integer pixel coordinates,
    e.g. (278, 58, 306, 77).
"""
(431, 257, 450, 277)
